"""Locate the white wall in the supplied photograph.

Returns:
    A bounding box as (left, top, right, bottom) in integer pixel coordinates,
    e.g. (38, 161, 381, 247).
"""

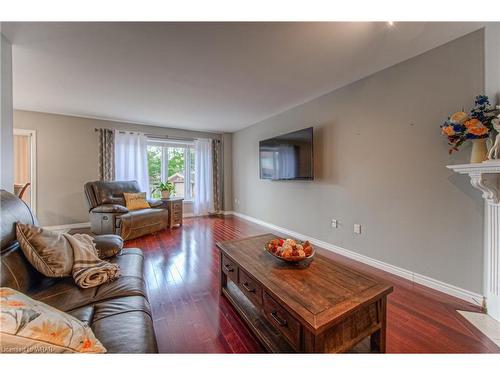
(0, 33, 13, 192)
(232, 30, 485, 294)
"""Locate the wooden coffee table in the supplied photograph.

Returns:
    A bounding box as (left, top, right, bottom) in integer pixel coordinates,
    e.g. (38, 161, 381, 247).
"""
(217, 234, 393, 353)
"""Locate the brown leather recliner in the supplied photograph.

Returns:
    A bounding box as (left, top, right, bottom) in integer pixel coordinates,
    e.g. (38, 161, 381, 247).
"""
(84, 180, 169, 240)
(0, 189, 158, 353)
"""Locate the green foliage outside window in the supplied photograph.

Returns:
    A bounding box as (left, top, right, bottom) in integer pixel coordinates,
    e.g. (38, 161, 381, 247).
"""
(147, 146, 188, 199)
(147, 146, 162, 198)
(167, 148, 184, 176)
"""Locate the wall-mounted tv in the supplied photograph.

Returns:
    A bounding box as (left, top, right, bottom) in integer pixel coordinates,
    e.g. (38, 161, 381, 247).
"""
(259, 127, 314, 180)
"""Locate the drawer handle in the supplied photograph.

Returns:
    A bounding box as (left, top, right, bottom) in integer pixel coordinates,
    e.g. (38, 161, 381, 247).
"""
(270, 310, 288, 327)
(242, 281, 256, 293)
(224, 264, 234, 273)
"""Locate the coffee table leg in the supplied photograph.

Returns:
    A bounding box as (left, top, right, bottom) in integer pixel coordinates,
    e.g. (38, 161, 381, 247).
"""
(370, 298, 387, 353)
(219, 252, 226, 296)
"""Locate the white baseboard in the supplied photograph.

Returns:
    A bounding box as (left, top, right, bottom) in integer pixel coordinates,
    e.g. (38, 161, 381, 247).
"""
(225, 211, 484, 307)
(43, 222, 90, 232)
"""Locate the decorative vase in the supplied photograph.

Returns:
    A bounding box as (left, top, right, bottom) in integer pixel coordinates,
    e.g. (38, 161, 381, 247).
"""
(161, 190, 170, 199)
(470, 138, 488, 163)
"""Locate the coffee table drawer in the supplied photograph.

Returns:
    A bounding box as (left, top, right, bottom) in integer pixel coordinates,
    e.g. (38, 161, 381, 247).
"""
(263, 291, 301, 350)
(221, 254, 238, 282)
(239, 269, 262, 306)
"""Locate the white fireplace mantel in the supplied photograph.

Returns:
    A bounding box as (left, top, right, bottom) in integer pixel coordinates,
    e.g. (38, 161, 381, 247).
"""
(447, 160, 500, 322)
(447, 161, 500, 205)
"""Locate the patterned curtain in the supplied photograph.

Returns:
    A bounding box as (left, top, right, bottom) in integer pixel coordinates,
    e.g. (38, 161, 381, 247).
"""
(211, 139, 223, 213)
(97, 128, 115, 181)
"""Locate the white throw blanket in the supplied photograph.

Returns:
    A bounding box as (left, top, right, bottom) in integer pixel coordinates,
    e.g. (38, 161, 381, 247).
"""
(63, 233, 120, 289)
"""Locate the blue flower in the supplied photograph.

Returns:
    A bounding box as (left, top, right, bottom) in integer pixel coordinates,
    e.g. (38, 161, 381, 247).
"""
(465, 133, 481, 139)
(475, 95, 490, 106)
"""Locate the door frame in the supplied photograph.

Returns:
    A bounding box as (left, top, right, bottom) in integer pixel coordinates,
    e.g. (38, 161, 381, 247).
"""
(13, 128, 37, 215)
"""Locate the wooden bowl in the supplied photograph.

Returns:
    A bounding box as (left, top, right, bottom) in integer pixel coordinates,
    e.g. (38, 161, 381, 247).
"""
(264, 240, 315, 263)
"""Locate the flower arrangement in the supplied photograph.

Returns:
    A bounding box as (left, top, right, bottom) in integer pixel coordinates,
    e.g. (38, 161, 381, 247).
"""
(441, 95, 499, 154)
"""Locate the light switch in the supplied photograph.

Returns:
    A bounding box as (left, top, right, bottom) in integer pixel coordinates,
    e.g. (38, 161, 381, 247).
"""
(354, 224, 362, 234)
(331, 219, 338, 228)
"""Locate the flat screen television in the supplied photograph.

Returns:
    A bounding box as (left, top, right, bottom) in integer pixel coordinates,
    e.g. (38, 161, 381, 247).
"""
(259, 127, 314, 180)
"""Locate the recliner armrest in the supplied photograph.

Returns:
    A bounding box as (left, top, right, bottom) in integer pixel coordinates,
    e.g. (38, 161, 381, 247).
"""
(147, 199, 163, 208)
(93, 234, 124, 259)
(91, 204, 129, 214)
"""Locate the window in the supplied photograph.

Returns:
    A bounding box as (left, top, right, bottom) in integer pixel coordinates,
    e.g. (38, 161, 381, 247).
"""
(147, 139, 195, 200)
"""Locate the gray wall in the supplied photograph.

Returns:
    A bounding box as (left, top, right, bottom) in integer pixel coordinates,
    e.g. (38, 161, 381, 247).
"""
(14, 110, 225, 226)
(485, 23, 500, 102)
(232, 30, 485, 294)
(1, 34, 13, 191)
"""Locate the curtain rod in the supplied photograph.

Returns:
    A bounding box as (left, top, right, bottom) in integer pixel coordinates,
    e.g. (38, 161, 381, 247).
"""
(94, 128, 137, 135)
(145, 133, 196, 142)
(95, 128, 220, 142)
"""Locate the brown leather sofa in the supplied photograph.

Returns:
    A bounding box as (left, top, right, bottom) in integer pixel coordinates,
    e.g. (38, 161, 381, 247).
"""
(0, 190, 158, 353)
(84, 180, 169, 240)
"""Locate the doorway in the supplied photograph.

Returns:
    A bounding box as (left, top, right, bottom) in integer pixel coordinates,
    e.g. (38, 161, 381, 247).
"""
(13, 129, 36, 214)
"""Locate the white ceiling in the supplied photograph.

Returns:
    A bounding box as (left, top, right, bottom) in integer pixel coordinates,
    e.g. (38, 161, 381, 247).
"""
(2, 22, 486, 132)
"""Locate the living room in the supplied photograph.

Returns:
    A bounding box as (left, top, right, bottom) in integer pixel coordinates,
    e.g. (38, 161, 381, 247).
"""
(2, 0, 500, 373)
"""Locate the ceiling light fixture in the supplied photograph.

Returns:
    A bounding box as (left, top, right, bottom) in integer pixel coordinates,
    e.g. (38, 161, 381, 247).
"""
(387, 21, 394, 26)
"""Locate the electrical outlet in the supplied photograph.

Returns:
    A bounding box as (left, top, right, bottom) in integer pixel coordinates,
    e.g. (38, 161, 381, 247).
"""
(331, 219, 338, 228)
(354, 224, 362, 234)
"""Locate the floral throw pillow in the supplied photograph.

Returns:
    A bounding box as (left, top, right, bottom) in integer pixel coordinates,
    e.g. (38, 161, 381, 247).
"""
(0, 288, 106, 353)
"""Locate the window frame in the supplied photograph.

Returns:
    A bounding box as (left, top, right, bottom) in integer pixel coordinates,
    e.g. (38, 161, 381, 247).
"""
(147, 138, 195, 201)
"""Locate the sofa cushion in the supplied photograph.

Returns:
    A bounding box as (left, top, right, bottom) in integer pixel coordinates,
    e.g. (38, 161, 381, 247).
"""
(91, 309, 157, 353)
(66, 305, 95, 325)
(16, 223, 74, 278)
(1, 189, 38, 253)
(89, 295, 152, 322)
(67, 296, 156, 354)
(1, 246, 44, 293)
(91, 180, 141, 206)
(124, 208, 167, 223)
(107, 248, 144, 279)
(29, 248, 147, 312)
(1, 190, 43, 293)
(94, 249, 146, 302)
(29, 277, 99, 312)
(0, 288, 106, 353)
(119, 208, 169, 240)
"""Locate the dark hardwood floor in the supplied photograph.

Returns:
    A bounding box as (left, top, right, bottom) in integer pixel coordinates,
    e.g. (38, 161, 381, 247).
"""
(124, 215, 500, 353)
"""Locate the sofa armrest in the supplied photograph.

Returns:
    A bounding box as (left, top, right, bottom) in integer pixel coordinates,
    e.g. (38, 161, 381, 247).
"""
(91, 204, 129, 214)
(93, 234, 124, 259)
(147, 199, 164, 208)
